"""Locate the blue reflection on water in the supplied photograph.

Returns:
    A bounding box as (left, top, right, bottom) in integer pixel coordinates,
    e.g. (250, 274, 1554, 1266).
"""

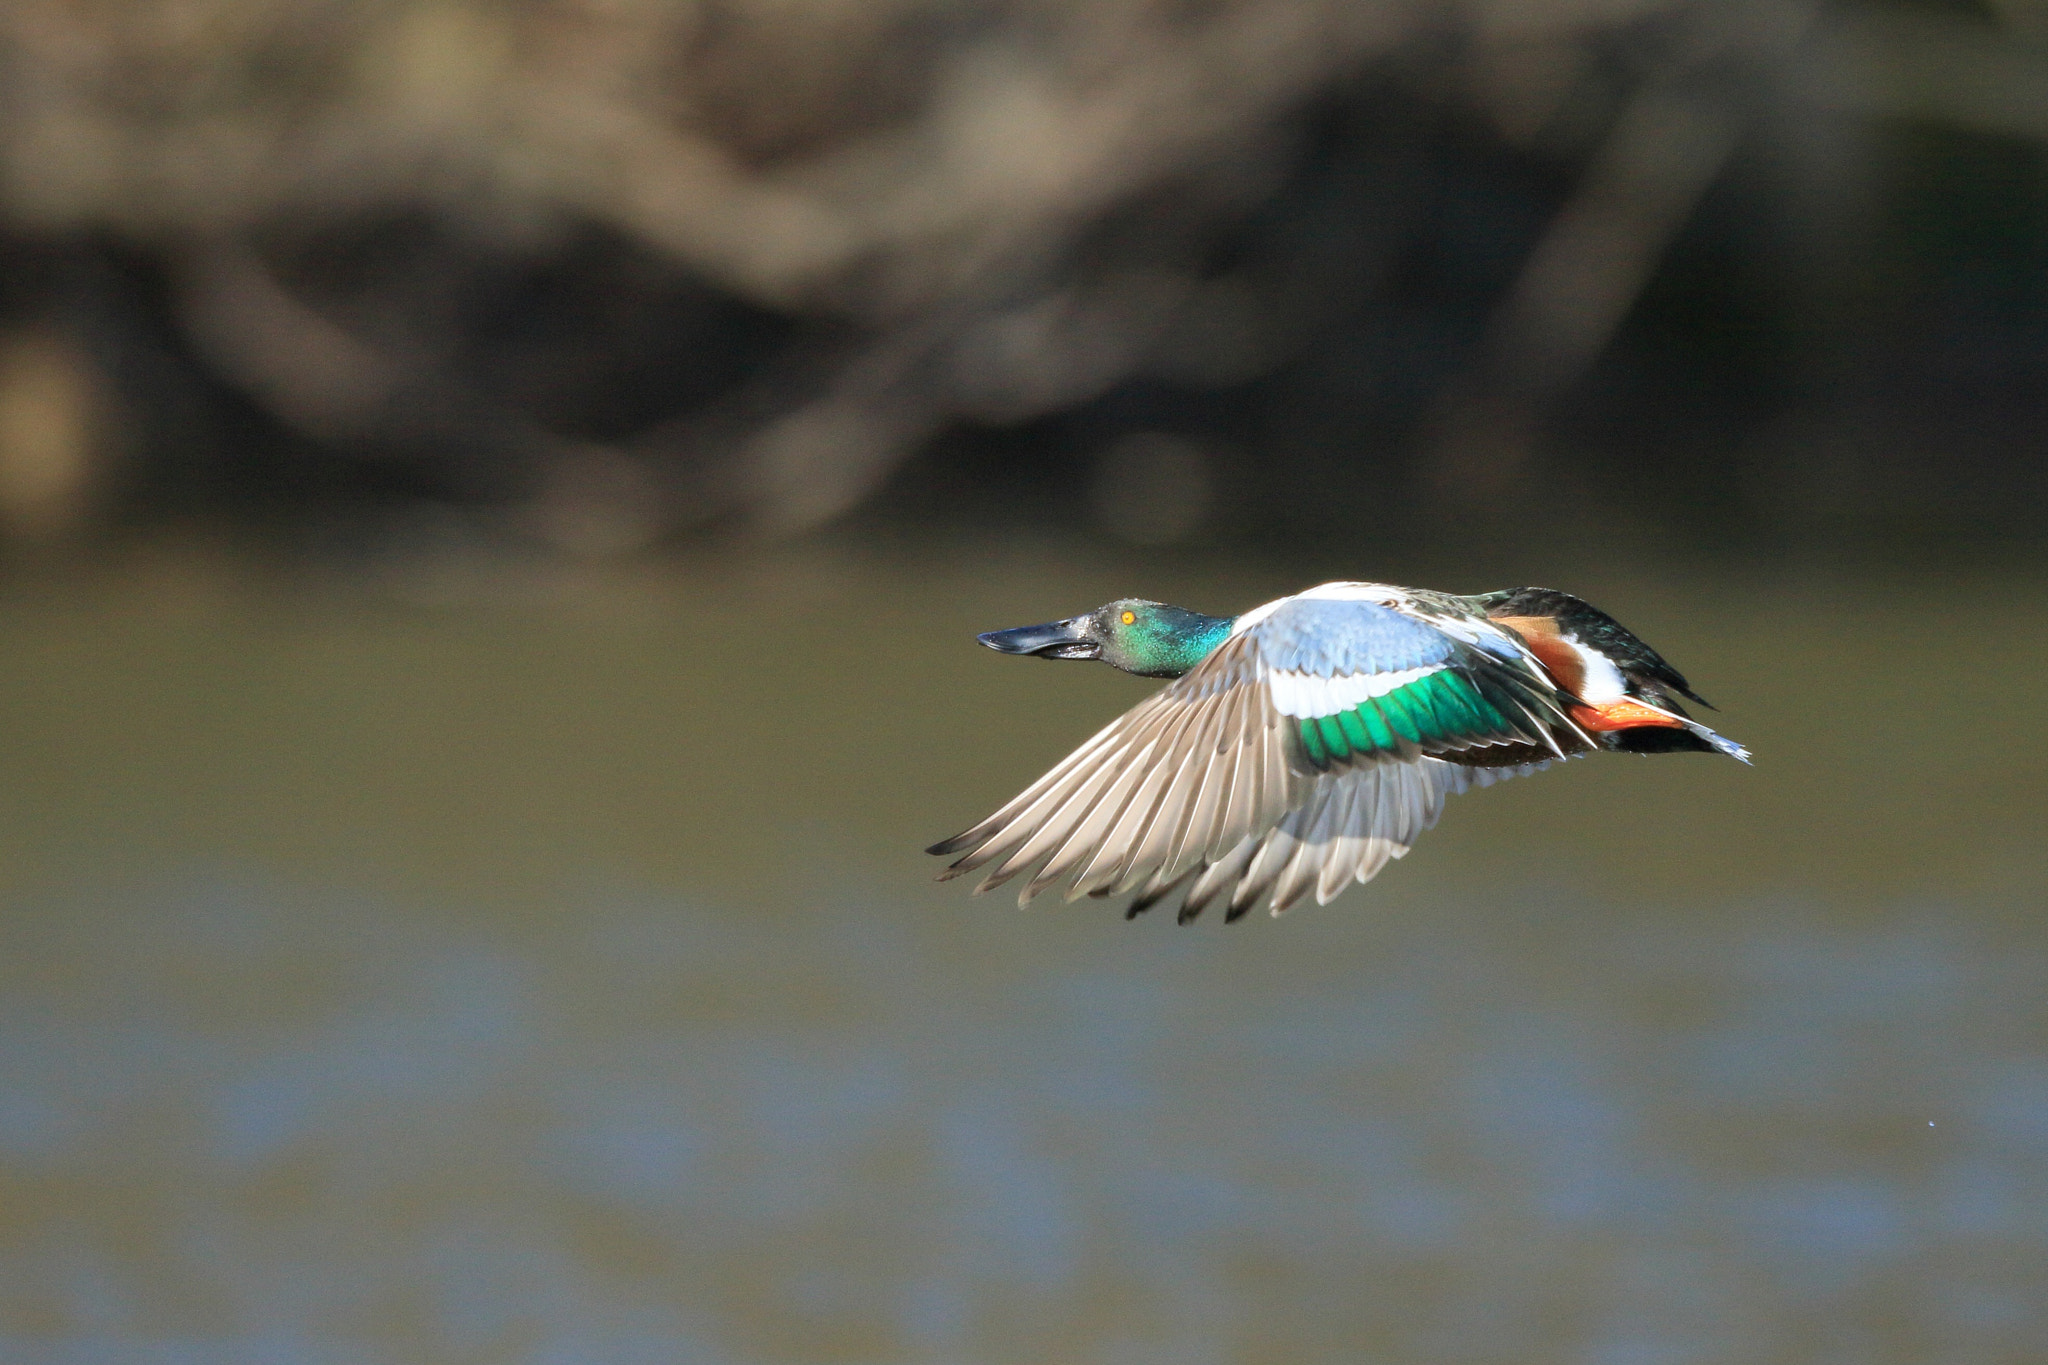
(0, 869, 2042, 1364)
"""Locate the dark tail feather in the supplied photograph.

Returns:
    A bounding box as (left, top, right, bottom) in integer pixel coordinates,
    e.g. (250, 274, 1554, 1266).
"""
(1601, 722, 1750, 763)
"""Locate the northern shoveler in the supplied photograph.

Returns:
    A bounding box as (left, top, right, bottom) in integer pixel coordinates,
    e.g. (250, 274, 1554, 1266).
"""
(929, 582, 1747, 923)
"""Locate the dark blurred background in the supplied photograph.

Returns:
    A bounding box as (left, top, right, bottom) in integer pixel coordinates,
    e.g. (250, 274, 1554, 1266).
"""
(3, 0, 2047, 557)
(0, 2, 2045, 1363)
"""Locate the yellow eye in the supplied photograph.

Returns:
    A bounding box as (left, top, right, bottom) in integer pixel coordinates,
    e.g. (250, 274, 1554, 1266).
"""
(1120, 610, 1136, 625)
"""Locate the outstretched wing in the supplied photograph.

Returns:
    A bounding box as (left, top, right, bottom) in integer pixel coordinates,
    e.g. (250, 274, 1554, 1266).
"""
(928, 593, 1587, 921)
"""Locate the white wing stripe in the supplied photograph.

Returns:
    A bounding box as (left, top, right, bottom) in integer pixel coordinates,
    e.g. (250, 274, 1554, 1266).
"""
(1268, 665, 1444, 718)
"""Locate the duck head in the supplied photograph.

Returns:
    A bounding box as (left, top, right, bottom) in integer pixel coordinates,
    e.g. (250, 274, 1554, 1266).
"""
(978, 599, 1234, 678)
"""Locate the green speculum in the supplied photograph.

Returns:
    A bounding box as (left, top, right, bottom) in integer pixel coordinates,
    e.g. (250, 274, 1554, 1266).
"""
(1295, 671, 1513, 768)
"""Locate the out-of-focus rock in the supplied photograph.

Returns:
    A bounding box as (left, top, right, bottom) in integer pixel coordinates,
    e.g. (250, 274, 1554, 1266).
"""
(0, 323, 108, 547)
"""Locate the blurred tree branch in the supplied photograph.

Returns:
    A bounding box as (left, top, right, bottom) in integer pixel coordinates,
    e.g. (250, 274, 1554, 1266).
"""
(1, 0, 2045, 546)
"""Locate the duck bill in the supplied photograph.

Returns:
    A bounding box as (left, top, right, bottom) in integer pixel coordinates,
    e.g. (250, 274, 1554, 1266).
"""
(978, 616, 1100, 661)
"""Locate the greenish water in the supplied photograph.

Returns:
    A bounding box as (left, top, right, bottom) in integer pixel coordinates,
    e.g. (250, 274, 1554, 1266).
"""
(0, 541, 2042, 1364)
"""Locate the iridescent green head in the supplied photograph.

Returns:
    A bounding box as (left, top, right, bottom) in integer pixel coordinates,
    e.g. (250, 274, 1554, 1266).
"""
(977, 599, 1234, 679)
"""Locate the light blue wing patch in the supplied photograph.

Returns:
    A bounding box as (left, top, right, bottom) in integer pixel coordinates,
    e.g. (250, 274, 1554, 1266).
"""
(1248, 598, 1456, 677)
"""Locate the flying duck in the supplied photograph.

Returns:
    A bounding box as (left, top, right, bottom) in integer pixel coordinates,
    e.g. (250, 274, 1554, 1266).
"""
(928, 582, 1747, 923)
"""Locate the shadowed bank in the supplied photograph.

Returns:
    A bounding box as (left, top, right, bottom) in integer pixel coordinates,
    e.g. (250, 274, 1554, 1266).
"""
(1, 0, 2047, 555)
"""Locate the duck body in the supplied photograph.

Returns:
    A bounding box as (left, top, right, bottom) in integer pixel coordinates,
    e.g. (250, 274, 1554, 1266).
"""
(930, 581, 1746, 923)
(1467, 586, 1730, 756)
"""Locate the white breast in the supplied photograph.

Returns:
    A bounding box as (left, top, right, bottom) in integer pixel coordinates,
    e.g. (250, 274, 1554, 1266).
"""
(1563, 633, 1629, 703)
(1228, 582, 1405, 638)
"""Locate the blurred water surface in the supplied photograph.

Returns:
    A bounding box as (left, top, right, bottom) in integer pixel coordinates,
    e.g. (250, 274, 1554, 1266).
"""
(0, 541, 2042, 1364)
